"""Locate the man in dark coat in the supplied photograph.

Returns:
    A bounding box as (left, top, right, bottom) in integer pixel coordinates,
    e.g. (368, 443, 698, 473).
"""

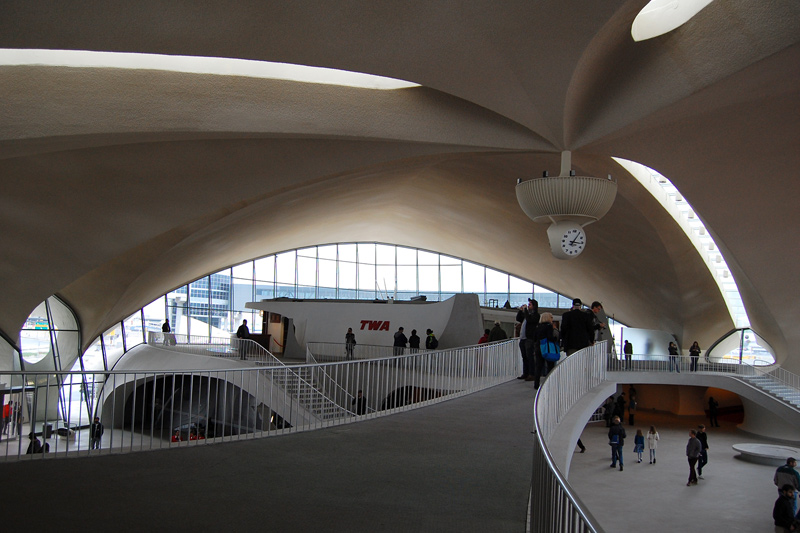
(774, 484, 797, 532)
(488, 321, 507, 342)
(515, 299, 540, 381)
(560, 298, 595, 356)
(608, 416, 626, 471)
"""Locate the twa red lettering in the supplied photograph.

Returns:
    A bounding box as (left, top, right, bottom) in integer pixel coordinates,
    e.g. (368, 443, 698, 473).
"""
(359, 320, 391, 331)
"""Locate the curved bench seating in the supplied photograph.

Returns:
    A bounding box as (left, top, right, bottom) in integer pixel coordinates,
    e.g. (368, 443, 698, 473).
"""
(732, 443, 800, 466)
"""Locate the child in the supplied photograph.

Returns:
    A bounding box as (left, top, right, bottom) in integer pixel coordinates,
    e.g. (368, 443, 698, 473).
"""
(646, 425, 659, 464)
(633, 429, 645, 463)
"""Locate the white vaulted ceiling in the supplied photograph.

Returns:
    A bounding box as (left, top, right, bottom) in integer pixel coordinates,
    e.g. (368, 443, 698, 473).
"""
(0, 1, 798, 366)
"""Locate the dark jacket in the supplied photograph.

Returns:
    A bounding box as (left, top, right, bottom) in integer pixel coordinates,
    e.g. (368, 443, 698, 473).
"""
(774, 492, 796, 529)
(696, 430, 708, 450)
(560, 308, 594, 351)
(408, 334, 420, 349)
(686, 436, 702, 458)
(488, 325, 508, 342)
(236, 324, 250, 339)
(608, 422, 626, 445)
(515, 308, 540, 340)
(393, 331, 407, 347)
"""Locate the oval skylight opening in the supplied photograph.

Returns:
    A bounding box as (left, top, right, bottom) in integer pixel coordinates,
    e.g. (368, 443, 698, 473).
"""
(0, 49, 420, 90)
(631, 0, 714, 42)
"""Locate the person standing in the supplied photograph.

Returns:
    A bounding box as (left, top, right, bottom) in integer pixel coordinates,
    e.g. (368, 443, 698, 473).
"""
(623, 340, 633, 370)
(478, 329, 490, 344)
(689, 341, 701, 372)
(352, 390, 367, 416)
(708, 396, 720, 427)
(393, 327, 407, 356)
(532, 313, 559, 389)
(774, 457, 800, 516)
(408, 329, 421, 352)
(628, 385, 637, 425)
(516, 299, 540, 380)
(488, 321, 507, 342)
(425, 329, 439, 350)
(236, 319, 250, 339)
(774, 484, 798, 533)
(646, 426, 660, 464)
(90, 416, 104, 450)
(161, 319, 171, 345)
(590, 301, 613, 353)
(696, 424, 709, 478)
(686, 429, 702, 486)
(345, 327, 356, 360)
(608, 416, 626, 471)
(560, 298, 594, 356)
(634, 429, 645, 463)
(668, 341, 681, 372)
(2, 400, 11, 436)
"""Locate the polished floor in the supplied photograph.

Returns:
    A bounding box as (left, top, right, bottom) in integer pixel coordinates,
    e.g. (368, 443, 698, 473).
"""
(570, 410, 781, 532)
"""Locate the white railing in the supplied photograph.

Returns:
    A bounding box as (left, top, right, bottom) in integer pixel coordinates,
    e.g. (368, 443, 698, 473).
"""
(0, 339, 520, 462)
(146, 332, 283, 365)
(306, 342, 428, 362)
(531, 343, 607, 533)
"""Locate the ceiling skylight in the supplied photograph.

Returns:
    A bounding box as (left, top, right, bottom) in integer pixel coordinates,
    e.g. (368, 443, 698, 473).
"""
(614, 157, 750, 329)
(0, 49, 420, 90)
(631, 0, 714, 42)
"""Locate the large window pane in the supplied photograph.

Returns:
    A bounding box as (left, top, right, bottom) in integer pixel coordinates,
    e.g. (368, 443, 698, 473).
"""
(297, 246, 317, 258)
(255, 281, 274, 302)
(339, 262, 357, 289)
(297, 256, 317, 287)
(318, 244, 337, 261)
(396, 246, 416, 265)
(419, 265, 438, 292)
(276, 251, 297, 286)
(189, 277, 209, 307)
(418, 250, 438, 266)
(397, 265, 417, 292)
(375, 244, 395, 265)
(20, 330, 50, 364)
(463, 262, 485, 294)
(376, 265, 395, 297)
(81, 338, 106, 372)
(486, 269, 509, 295)
(358, 243, 376, 264)
(123, 311, 144, 350)
(440, 254, 461, 266)
(338, 243, 357, 263)
(440, 265, 462, 292)
(358, 263, 376, 291)
(103, 323, 125, 369)
(534, 286, 558, 308)
(233, 279, 255, 311)
(318, 259, 337, 288)
(232, 261, 253, 280)
(254, 256, 275, 282)
(167, 286, 188, 308)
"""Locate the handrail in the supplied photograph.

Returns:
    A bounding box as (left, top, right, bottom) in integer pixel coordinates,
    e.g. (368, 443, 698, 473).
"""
(147, 332, 284, 366)
(530, 343, 607, 533)
(307, 341, 428, 362)
(0, 339, 521, 461)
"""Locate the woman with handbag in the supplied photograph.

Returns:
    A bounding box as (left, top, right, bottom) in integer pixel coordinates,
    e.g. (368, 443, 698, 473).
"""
(532, 312, 560, 389)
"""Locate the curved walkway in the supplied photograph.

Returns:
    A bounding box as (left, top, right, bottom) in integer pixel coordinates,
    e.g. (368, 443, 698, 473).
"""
(2, 381, 534, 531)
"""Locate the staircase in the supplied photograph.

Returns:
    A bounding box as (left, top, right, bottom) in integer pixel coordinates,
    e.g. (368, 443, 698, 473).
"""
(268, 366, 353, 421)
(740, 373, 800, 409)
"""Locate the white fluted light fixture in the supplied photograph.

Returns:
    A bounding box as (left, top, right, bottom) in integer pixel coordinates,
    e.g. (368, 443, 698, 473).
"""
(516, 151, 617, 260)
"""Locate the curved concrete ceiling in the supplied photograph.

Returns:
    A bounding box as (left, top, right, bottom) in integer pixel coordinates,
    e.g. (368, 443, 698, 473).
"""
(0, 1, 798, 367)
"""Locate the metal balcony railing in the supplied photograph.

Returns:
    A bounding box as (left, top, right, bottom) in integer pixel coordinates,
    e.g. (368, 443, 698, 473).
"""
(0, 339, 520, 462)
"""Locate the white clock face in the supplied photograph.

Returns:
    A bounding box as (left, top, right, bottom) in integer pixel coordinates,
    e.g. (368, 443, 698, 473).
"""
(560, 227, 586, 256)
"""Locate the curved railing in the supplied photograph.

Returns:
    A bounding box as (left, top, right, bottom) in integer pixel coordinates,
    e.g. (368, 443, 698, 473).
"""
(0, 339, 520, 461)
(306, 342, 429, 362)
(146, 332, 284, 365)
(530, 343, 607, 533)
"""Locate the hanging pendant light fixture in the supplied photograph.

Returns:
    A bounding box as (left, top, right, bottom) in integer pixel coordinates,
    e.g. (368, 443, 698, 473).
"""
(515, 151, 617, 260)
